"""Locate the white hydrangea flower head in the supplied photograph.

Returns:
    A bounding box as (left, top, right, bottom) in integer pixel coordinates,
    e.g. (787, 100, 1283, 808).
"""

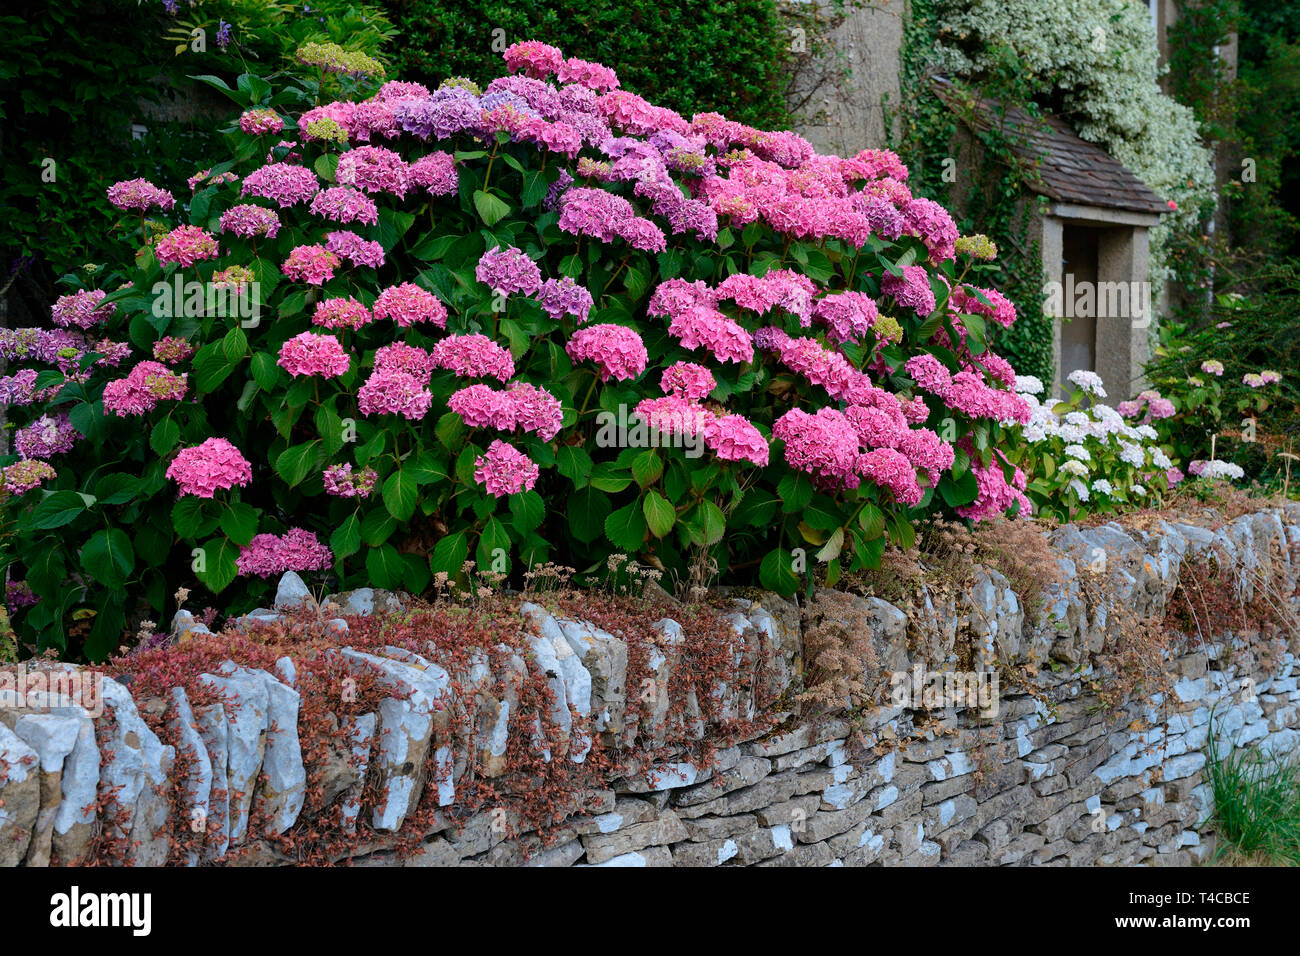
(1015, 374, 1045, 396)
(1067, 369, 1107, 398)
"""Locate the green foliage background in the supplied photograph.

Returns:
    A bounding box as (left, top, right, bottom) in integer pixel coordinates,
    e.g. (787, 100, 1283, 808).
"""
(382, 0, 791, 129)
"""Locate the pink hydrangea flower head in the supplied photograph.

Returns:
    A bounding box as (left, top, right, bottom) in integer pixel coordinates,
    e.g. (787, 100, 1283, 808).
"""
(858, 447, 923, 506)
(357, 369, 433, 420)
(219, 204, 281, 239)
(668, 309, 753, 365)
(236, 528, 333, 577)
(373, 342, 434, 382)
(152, 337, 195, 364)
(881, 265, 937, 317)
(813, 291, 880, 344)
(429, 333, 515, 381)
(240, 162, 321, 207)
(283, 245, 341, 285)
(107, 178, 176, 212)
(476, 245, 543, 296)
(704, 414, 769, 466)
(278, 332, 351, 378)
(408, 152, 458, 196)
(901, 197, 958, 261)
(717, 269, 817, 325)
(534, 276, 593, 323)
(955, 456, 1031, 522)
(448, 383, 511, 430)
(373, 282, 448, 328)
(187, 168, 238, 192)
(661, 362, 716, 401)
(324, 230, 385, 269)
(239, 108, 285, 136)
(772, 407, 862, 491)
(51, 290, 115, 330)
(102, 360, 187, 416)
(311, 296, 373, 331)
(166, 437, 253, 498)
(155, 225, 219, 267)
(635, 396, 717, 439)
(335, 145, 410, 198)
(309, 186, 379, 226)
(503, 41, 565, 79)
(566, 324, 648, 382)
(2, 460, 57, 496)
(556, 57, 620, 91)
(474, 439, 540, 497)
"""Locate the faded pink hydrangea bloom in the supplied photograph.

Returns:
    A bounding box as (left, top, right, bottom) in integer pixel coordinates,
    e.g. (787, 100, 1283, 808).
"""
(188, 168, 238, 192)
(322, 464, 378, 498)
(239, 108, 285, 136)
(2, 460, 57, 496)
(51, 290, 115, 330)
(473, 439, 539, 497)
(14, 413, 78, 460)
(153, 336, 195, 364)
(102, 360, 187, 416)
(278, 332, 351, 378)
(166, 437, 253, 498)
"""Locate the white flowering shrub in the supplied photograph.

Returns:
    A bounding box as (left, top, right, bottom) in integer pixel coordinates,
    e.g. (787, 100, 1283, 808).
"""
(1006, 371, 1174, 520)
(929, 0, 1216, 290)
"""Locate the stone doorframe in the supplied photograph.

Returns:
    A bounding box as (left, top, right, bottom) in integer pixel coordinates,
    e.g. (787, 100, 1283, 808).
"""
(1040, 202, 1163, 403)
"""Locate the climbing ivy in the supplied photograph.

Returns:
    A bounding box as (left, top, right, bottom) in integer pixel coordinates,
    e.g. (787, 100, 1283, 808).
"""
(888, 0, 1053, 383)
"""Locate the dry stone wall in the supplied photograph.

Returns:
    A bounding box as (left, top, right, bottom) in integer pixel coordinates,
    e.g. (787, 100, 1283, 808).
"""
(2, 506, 1298, 867)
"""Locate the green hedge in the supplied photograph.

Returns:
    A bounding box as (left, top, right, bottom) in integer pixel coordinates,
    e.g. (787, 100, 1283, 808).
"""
(382, 0, 791, 129)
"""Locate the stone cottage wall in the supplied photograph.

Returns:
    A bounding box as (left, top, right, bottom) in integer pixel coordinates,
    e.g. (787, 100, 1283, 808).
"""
(2, 506, 1298, 867)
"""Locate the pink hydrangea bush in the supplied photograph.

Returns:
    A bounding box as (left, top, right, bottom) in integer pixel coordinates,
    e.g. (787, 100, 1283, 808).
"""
(2, 41, 1046, 657)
